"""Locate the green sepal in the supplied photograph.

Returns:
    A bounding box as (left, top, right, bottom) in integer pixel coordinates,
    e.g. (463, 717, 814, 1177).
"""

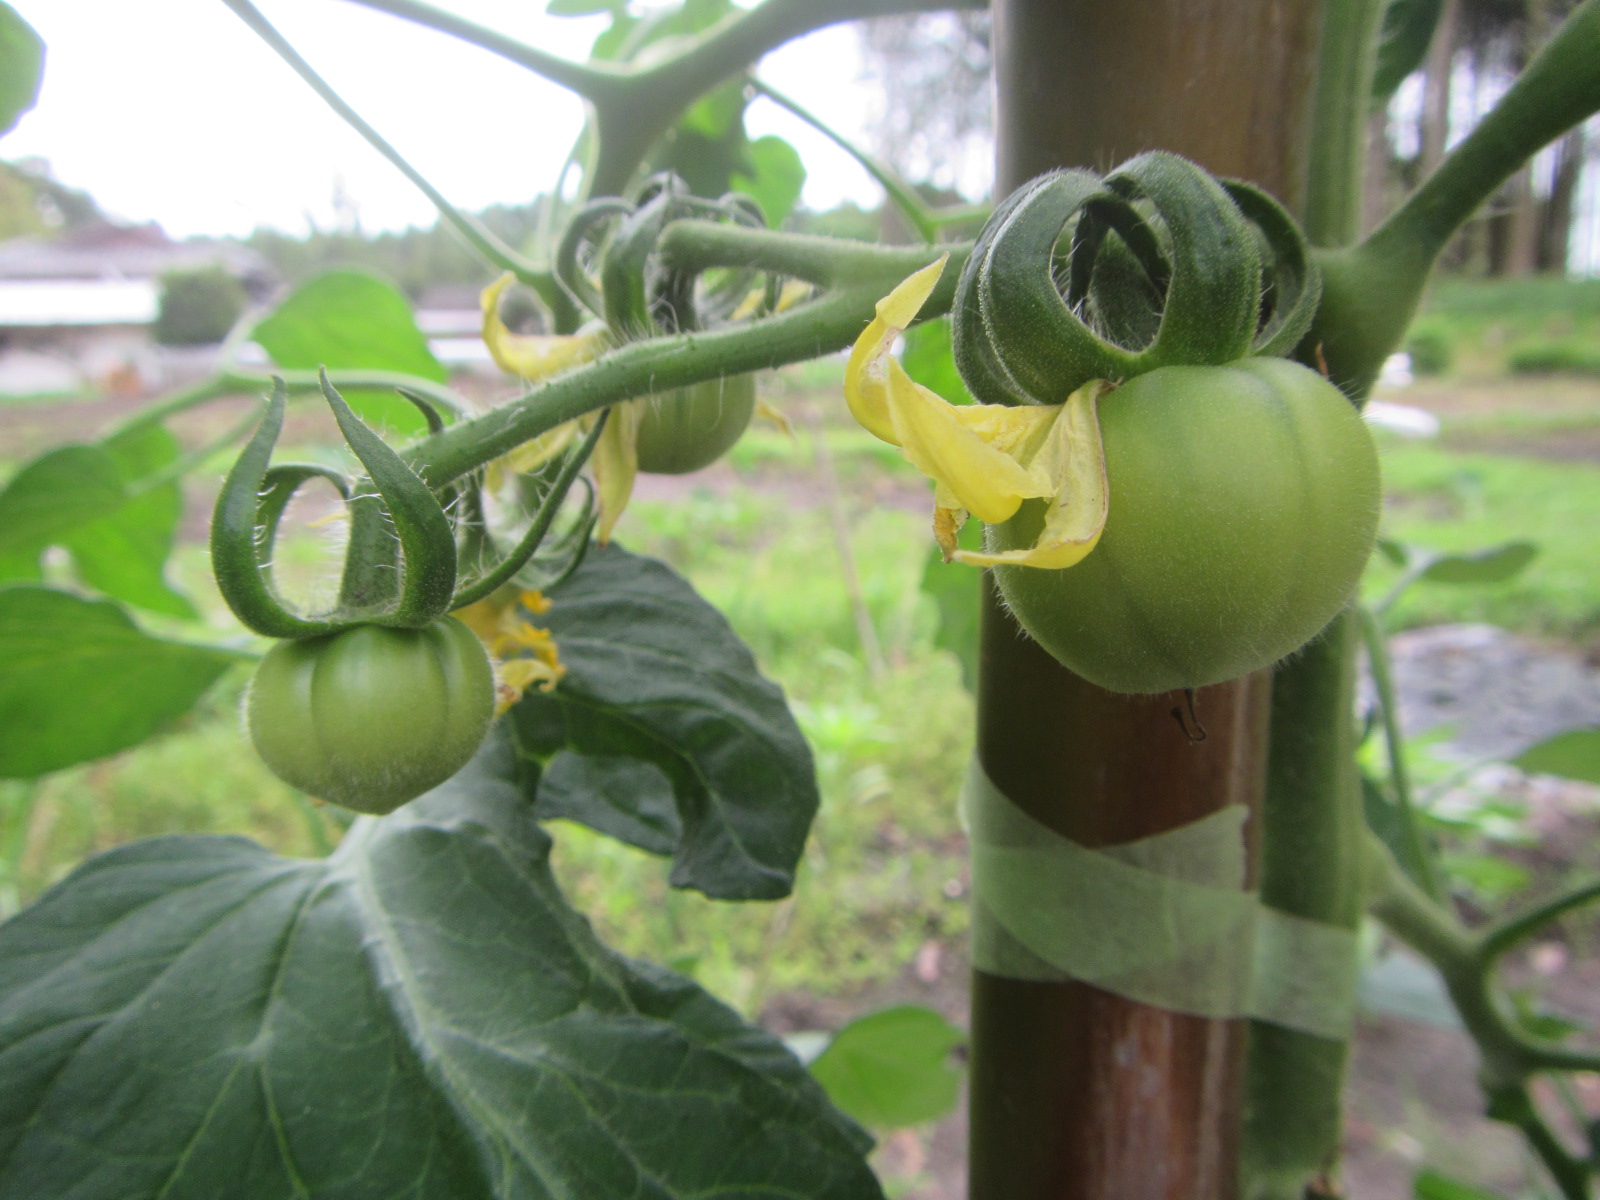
(209, 381, 345, 638)
(601, 183, 681, 337)
(1223, 180, 1322, 358)
(1102, 151, 1262, 368)
(956, 155, 1315, 404)
(951, 177, 1041, 407)
(555, 196, 634, 319)
(451, 411, 606, 610)
(318, 371, 457, 629)
(255, 463, 351, 594)
(971, 168, 1129, 402)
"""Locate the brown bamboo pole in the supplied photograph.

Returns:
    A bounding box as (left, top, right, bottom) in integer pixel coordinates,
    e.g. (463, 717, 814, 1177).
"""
(968, 4, 1325, 1198)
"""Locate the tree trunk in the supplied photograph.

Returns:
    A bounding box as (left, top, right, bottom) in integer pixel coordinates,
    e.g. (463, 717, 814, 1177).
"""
(1419, 0, 1459, 177)
(968, 4, 1323, 1197)
(1538, 124, 1585, 272)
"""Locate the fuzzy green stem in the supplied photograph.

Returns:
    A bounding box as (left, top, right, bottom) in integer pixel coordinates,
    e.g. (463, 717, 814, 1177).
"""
(1310, 0, 1600, 396)
(407, 237, 965, 487)
(1303, 0, 1387, 248)
(1482, 878, 1600, 964)
(749, 80, 943, 244)
(1243, 613, 1368, 1200)
(1359, 605, 1447, 902)
(220, 0, 557, 302)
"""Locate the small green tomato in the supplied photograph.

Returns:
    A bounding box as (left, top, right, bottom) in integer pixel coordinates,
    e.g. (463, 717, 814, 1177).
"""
(990, 357, 1381, 694)
(246, 617, 495, 814)
(634, 373, 757, 474)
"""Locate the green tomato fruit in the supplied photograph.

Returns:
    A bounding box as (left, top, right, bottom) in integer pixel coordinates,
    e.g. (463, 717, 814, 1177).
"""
(991, 357, 1380, 694)
(634, 373, 757, 474)
(246, 617, 495, 814)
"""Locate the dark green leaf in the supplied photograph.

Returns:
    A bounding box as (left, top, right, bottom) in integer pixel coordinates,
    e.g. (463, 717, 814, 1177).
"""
(920, 521, 982, 691)
(809, 1006, 965, 1131)
(0, 587, 241, 778)
(1373, 0, 1446, 103)
(62, 423, 195, 618)
(0, 746, 881, 1199)
(1412, 1169, 1505, 1200)
(1415, 541, 1539, 586)
(901, 316, 975, 405)
(1514, 728, 1600, 785)
(510, 543, 819, 901)
(0, 2, 43, 139)
(0, 444, 126, 570)
(250, 270, 445, 436)
(731, 135, 807, 228)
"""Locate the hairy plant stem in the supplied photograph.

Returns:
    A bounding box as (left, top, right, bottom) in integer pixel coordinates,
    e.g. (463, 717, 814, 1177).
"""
(221, 0, 557, 307)
(407, 232, 967, 488)
(1369, 845, 1600, 1198)
(1359, 605, 1447, 902)
(1303, 0, 1387, 248)
(1310, 0, 1600, 396)
(1244, 613, 1367, 1200)
(345, 0, 983, 198)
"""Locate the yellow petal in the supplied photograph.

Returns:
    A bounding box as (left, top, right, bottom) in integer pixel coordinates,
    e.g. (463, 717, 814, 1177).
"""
(481, 272, 606, 381)
(591, 400, 643, 545)
(775, 279, 814, 312)
(933, 504, 966, 562)
(956, 381, 1111, 570)
(883, 360, 1053, 524)
(844, 256, 947, 444)
(485, 419, 581, 492)
(755, 398, 793, 438)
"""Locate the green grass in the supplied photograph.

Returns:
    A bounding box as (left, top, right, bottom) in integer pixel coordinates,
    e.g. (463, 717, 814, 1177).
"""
(1410, 276, 1600, 379)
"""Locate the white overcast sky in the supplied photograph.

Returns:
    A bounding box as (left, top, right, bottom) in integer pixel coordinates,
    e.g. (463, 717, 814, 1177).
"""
(4, 0, 888, 239)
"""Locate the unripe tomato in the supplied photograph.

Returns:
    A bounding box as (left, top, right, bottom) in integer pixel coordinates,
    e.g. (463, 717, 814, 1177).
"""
(246, 617, 495, 814)
(991, 358, 1380, 694)
(634, 373, 757, 474)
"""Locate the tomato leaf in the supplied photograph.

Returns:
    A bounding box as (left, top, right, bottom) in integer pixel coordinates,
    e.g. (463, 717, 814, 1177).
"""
(1414, 540, 1539, 586)
(0, 444, 127, 571)
(62, 423, 196, 618)
(0, 2, 43, 139)
(731, 134, 807, 228)
(0, 587, 242, 778)
(249, 270, 445, 436)
(809, 1006, 966, 1131)
(510, 543, 820, 901)
(0, 747, 880, 1198)
(1372, 0, 1446, 104)
(1514, 727, 1600, 785)
(901, 315, 975, 405)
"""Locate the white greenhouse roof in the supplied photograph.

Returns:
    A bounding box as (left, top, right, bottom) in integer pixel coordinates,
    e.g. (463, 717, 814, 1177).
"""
(0, 279, 159, 327)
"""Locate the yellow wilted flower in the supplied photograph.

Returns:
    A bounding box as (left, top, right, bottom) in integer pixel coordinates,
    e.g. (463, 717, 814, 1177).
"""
(479, 273, 652, 544)
(455, 586, 566, 715)
(843, 257, 1110, 569)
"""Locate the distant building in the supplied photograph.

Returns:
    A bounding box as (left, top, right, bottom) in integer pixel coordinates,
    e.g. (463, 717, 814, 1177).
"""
(0, 222, 269, 397)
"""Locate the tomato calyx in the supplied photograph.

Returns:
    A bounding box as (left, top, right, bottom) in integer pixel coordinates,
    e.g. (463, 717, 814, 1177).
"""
(210, 373, 599, 640)
(953, 151, 1322, 408)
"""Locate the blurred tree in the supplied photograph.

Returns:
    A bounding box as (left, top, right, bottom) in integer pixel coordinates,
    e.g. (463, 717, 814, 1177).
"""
(856, 10, 993, 202)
